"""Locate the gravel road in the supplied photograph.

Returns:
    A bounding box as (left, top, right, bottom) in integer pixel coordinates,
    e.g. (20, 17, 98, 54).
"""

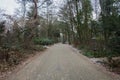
(8, 44, 118, 80)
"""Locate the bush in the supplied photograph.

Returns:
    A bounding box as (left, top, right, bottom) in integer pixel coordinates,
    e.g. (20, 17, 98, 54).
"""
(109, 32, 120, 55)
(31, 45, 46, 51)
(82, 49, 110, 58)
(33, 38, 54, 45)
(83, 51, 95, 58)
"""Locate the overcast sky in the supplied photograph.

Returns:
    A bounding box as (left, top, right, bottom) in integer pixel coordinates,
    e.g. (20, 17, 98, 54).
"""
(0, 0, 19, 15)
(0, 0, 99, 19)
(0, 0, 64, 15)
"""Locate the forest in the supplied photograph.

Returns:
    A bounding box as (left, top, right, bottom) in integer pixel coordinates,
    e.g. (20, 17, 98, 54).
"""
(0, 0, 120, 77)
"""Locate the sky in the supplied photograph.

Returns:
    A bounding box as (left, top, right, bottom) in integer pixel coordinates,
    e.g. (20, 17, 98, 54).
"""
(0, 0, 64, 15)
(0, 0, 19, 15)
(0, 0, 99, 20)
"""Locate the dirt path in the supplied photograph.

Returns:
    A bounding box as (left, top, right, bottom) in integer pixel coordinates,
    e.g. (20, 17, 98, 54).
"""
(7, 44, 119, 80)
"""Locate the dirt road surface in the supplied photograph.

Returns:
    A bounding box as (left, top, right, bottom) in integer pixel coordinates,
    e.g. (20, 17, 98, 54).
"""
(7, 44, 119, 80)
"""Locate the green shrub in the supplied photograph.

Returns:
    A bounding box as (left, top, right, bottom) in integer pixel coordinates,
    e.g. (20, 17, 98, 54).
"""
(109, 33, 120, 55)
(82, 49, 110, 58)
(33, 38, 54, 45)
(83, 51, 95, 58)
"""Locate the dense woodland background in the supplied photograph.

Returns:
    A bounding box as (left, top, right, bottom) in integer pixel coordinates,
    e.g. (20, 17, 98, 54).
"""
(0, 0, 120, 74)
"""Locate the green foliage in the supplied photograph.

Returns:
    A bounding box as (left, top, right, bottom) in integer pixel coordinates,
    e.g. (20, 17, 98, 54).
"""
(108, 30, 120, 55)
(79, 44, 120, 58)
(83, 51, 95, 58)
(83, 50, 107, 58)
(33, 38, 54, 45)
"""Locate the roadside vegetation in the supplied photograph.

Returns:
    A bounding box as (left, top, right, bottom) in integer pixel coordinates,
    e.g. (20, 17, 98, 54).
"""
(0, 0, 120, 76)
(0, 0, 60, 74)
(59, 0, 120, 74)
(33, 38, 54, 45)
